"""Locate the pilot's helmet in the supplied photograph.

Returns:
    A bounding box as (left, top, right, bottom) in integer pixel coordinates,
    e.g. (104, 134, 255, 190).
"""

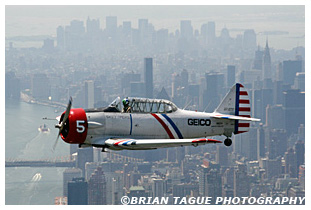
(122, 98, 129, 106)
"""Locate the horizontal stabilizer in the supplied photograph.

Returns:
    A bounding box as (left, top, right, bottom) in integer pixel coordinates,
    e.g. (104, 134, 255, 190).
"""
(211, 113, 260, 122)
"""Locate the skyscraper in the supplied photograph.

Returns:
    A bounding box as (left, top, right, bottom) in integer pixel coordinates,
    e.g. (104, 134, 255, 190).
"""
(203, 72, 224, 112)
(234, 163, 250, 197)
(282, 60, 303, 86)
(56, 26, 65, 50)
(144, 58, 153, 98)
(253, 46, 263, 70)
(283, 89, 305, 135)
(68, 178, 88, 205)
(88, 166, 107, 205)
(284, 148, 297, 178)
(106, 16, 117, 38)
(63, 168, 83, 197)
(263, 39, 272, 80)
(257, 124, 265, 160)
(84, 80, 94, 108)
(207, 21, 216, 46)
(180, 20, 193, 39)
(226, 65, 236, 88)
(77, 147, 94, 177)
(243, 29, 257, 52)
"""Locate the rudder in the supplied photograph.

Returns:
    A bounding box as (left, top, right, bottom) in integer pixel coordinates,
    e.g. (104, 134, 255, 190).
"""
(214, 83, 251, 134)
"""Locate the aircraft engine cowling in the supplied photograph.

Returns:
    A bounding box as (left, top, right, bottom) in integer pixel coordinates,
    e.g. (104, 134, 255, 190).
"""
(59, 108, 88, 144)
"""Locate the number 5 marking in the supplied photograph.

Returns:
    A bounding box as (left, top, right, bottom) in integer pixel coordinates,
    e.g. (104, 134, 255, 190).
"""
(76, 120, 85, 133)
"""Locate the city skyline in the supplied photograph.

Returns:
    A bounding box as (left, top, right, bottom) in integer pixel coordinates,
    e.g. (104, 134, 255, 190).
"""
(5, 5, 305, 50)
(5, 4, 306, 205)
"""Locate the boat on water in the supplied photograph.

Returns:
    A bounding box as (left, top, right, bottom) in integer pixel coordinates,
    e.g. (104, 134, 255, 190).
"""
(38, 124, 50, 133)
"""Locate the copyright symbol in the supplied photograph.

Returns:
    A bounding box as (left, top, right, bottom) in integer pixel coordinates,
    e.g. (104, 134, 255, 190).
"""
(121, 196, 130, 205)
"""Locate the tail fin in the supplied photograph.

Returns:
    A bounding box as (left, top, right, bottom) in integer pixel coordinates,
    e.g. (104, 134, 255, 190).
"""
(214, 83, 252, 134)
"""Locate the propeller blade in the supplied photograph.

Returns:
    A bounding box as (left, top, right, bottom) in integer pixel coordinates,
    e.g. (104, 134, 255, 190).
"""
(62, 97, 72, 124)
(53, 97, 72, 152)
(52, 133, 60, 152)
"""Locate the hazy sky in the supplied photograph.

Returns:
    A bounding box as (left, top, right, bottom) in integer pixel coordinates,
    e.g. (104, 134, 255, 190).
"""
(5, 5, 305, 49)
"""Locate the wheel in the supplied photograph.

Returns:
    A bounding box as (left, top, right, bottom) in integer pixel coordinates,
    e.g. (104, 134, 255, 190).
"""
(224, 138, 232, 147)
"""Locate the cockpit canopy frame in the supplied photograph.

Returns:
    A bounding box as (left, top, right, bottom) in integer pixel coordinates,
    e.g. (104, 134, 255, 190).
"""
(109, 97, 178, 114)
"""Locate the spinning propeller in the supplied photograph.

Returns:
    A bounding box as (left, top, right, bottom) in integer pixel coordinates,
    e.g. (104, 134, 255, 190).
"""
(53, 97, 72, 151)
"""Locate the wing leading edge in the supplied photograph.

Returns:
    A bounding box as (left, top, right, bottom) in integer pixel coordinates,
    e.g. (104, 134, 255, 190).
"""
(92, 138, 222, 150)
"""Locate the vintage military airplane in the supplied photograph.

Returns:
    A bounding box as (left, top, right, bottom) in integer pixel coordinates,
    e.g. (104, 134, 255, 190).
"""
(53, 83, 260, 151)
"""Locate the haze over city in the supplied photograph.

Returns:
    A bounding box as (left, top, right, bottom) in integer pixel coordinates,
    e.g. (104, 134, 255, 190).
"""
(5, 4, 306, 205)
(5, 5, 305, 49)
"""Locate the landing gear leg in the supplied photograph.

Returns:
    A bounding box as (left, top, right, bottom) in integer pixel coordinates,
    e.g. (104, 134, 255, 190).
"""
(224, 138, 232, 147)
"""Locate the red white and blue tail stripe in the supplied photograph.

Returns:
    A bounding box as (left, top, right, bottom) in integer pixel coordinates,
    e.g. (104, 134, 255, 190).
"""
(234, 84, 251, 134)
(212, 83, 260, 135)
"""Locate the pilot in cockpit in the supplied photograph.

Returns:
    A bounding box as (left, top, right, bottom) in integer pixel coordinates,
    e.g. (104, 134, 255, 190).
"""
(122, 98, 132, 113)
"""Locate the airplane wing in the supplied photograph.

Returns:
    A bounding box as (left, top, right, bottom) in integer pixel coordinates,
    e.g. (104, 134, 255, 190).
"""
(210, 113, 260, 121)
(90, 138, 222, 150)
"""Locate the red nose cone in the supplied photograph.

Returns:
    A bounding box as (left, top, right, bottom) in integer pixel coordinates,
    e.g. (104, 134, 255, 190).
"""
(60, 108, 88, 144)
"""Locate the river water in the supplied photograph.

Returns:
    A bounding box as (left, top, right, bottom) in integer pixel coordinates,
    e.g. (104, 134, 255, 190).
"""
(5, 99, 70, 205)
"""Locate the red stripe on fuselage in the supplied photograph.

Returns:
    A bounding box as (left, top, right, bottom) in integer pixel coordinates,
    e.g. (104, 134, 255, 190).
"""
(151, 113, 175, 139)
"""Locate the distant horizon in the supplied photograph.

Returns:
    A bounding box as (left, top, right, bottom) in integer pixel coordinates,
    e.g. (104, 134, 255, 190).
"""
(5, 5, 305, 50)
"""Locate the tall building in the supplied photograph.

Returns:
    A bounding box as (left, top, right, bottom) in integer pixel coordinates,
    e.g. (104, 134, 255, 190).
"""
(56, 26, 65, 49)
(268, 129, 287, 159)
(294, 141, 305, 172)
(88, 166, 107, 205)
(216, 145, 228, 166)
(257, 124, 265, 160)
(84, 80, 94, 108)
(68, 178, 88, 205)
(207, 21, 216, 46)
(243, 29, 256, 52)
(63, 168, 83, 197)
(226, 65, 236, 88)
(180, 20, 193, 39)
(266, 104, 285, 129)
(86, 17, 100, 50)
(294, 72, 305, 91)
(282, 60, 303, 86)
(253, 46, 263, 70)
(234, 163, 250, 197)
(203, 72, 224, 112)
(284, 148, 298, 178)
(263, 39, 272, 80)
(138, 19, 149, 45)
(106, 16, 117, 38)
(65, 20, 85, 51)
(222, 167, 234, 197)
(144, 58, 153, 98)
(199, 163, 221, 203)
(152, 178, 165, 198)
(77, 147, 94, 177)
(283, 89, 305, 135)
(86, 17, 100, 35)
